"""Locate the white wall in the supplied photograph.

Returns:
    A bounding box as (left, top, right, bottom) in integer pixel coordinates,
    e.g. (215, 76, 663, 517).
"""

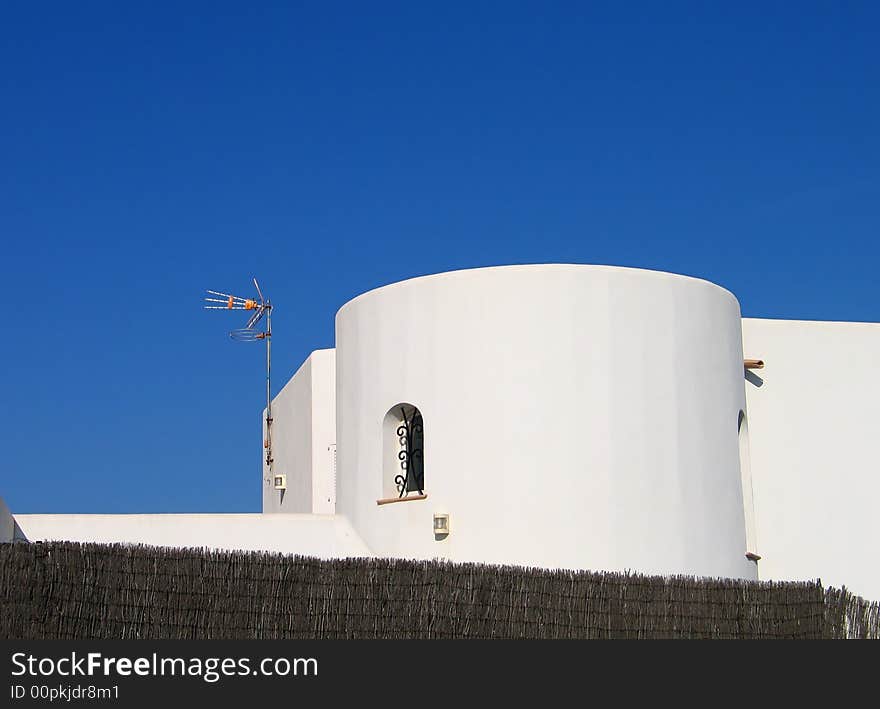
(336, 265, 757, 579)
(309, 350, 337, 514)
(262, 349, 336, 514)
(14, 513, 369, 559)
(742, 318, 880, 600)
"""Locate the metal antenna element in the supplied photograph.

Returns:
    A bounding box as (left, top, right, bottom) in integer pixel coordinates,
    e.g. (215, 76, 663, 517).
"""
(204, 278, 275, 483)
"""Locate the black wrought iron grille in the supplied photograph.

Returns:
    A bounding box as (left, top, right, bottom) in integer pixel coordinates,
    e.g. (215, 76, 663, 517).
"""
(394, 406, 424, 497)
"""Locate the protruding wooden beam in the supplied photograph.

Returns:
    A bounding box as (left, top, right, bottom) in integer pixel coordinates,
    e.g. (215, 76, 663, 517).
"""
(744, 359, 764, 370)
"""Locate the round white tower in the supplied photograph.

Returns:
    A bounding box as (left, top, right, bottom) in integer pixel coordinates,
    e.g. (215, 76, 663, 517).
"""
(335, 264, 756, 580)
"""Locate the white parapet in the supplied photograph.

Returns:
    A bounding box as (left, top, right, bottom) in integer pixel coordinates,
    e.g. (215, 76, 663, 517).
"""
(14, 513, 370, 559)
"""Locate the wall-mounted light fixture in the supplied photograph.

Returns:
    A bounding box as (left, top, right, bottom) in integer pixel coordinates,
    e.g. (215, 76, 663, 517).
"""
(433, 512, 450, 538)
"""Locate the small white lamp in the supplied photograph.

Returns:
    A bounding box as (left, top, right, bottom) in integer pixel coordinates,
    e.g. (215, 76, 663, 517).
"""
(433, 512, 450, 537)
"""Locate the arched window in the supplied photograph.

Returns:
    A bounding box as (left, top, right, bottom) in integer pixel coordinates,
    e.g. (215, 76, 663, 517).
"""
(383, 404, 424, 499)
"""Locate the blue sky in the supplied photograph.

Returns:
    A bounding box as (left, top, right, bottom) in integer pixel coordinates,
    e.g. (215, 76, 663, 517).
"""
(1, 2, 877, 513)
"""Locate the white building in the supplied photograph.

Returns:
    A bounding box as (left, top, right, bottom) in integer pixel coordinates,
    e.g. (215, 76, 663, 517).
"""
(9, 265, 880, 600)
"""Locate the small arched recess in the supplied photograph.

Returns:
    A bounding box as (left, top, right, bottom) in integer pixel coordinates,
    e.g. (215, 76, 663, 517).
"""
(383, 404, 424, 499)
(738, 409, 758, 557)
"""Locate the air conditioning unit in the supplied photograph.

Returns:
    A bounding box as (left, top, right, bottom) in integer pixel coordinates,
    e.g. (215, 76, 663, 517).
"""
(273, 474, 287, 490)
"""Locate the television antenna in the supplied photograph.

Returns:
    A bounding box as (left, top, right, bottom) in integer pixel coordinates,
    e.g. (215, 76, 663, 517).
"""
(204, 277, 275, 484)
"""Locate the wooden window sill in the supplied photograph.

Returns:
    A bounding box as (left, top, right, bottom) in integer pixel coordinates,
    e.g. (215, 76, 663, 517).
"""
(376, 494, 428, 506)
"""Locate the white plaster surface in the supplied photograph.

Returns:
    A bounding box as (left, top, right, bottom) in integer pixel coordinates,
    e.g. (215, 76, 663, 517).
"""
(262, 349, 336, 514)
(742, 318, 880, 600)
(336, 264, 757, 580)
(14, 513, 370, 558)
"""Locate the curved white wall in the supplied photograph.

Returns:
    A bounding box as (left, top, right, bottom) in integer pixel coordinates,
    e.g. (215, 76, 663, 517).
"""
(336, 265, 756, 579)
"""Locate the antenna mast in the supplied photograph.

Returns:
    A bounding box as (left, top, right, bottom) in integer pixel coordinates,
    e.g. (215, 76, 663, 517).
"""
(204, 277, 275, 484)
